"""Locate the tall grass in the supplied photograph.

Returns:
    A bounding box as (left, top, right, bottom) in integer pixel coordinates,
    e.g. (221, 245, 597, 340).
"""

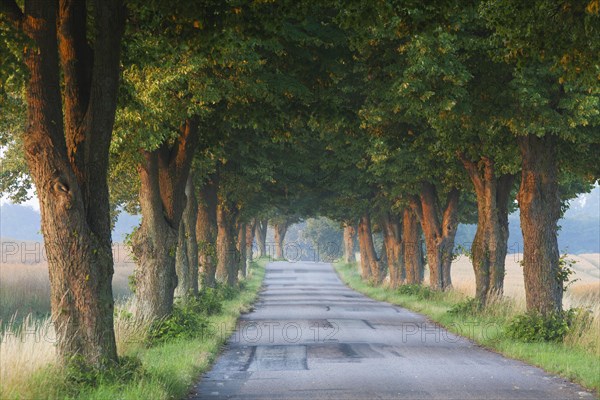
(0, 299, 155, 399)
(0, 314, 57, 398)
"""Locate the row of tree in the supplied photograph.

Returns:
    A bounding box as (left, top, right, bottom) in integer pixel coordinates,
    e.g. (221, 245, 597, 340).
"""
(1, 0, 598, 371)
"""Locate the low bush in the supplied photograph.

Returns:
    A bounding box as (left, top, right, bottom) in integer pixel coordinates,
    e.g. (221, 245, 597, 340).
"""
(397, 284, 436, 300)
(505, 309, 579, 342)
(147, 303, 209, 345)
(187, 288, 223, 316)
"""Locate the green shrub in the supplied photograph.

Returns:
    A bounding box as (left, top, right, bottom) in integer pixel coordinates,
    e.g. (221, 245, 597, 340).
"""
(187, 288, 223, 316)
(147, 303, 209, 345)
(448, 297, 481, 316)
(397, 284, 436, 300)
(506, 309, 578, 342)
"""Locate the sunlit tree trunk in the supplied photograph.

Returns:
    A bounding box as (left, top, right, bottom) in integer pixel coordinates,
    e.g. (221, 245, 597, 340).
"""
(132, 119, 199, 319)
(460, 155, 515, 305)
(518, 135, 563, 314)
(358, 213, 381, 283)
(381, 213, 404, 288)
(5, 0, 124, 366)
(402, 208, 424, 284)
(411, 184, 459, 290)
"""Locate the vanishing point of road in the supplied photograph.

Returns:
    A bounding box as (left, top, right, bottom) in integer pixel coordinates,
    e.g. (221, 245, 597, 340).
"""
(190, 261, 595, 400)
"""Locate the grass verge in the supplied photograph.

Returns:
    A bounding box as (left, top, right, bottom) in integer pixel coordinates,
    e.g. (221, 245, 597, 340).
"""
(334, 261, 600, 396)
(1, 258, 267, 400)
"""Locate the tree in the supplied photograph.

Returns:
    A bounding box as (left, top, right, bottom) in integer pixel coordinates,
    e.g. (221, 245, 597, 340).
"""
(378, 210, 403, 287)
(197, 173, 219, 288)
(0, 0, 125, 366)
(481, 0, 600, 313)
(357, 213, 381, 282)
(402, 208, 424, 284)
(302, 217, 343, 262)
(175, 174, 199, 298)
(270, 214, 301, 260)
(131, 120, 199, 319)
(342, 222, 357, 263)
(254, 219, 269, 258)
(245, 219, 257, 263)
(215, 188, 239, 285)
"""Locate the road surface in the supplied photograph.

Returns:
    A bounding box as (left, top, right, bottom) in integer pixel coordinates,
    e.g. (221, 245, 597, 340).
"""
(190, 261, 594, 400)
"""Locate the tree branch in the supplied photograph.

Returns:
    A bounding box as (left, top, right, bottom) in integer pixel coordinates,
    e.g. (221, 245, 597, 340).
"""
(458, 152, 485, 193)
(442, 188, 459, 239)
(409, 195, 423, 223)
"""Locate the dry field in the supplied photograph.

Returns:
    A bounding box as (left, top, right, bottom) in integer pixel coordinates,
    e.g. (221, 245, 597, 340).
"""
(449, 252, 600, 307)
(0, 241, 135, 322)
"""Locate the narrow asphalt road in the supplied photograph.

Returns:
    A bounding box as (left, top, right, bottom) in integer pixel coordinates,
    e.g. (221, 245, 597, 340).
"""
(189, 261, 594, 400)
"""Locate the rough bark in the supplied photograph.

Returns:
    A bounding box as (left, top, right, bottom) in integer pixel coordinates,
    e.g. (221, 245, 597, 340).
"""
(196, 175, 219, 288)
(343, 222, 356, 263)
(175, 175, 199, 298)
(518, 135, 563, 314)
(273, 221, 289, 259)
(411, 183, 459, 290)
(460, 155, 515, 305)
(132, 119, 199, 320)
(357, 213, 382, 283)
(216, 198, 239, 286)
(381, 213, 404, 288)
(255, 219, 268, 257)
(5, 0, 124, 366)
(237, 221, 247, 278)
(402, 208, 424, 284)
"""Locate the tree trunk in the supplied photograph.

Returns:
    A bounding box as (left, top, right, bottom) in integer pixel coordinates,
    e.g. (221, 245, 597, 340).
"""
(403, 208, 424, 284)
(381, 213, 404, 288)
(460, 155, 515, 305)
(518, 135, 563, 314)
(246, 219, 256, 263)
(343, 222, 356, 263)
(411, 183, 459, 290)
(175, 175, 199, 298)
(237, 221, 247, 278)
(273, 222, 288, 259)
(8, 0, 124, 366)
(197, 175, 218, 288)
(132, 119, 199, 320)
(255, 219, 268, 257)
(357, 213, 382, 283)
(216, 199, 239, 286)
